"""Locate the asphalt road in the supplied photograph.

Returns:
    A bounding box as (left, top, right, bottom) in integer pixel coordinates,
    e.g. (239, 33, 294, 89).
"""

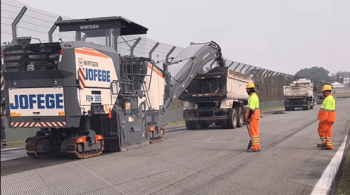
(1, 99, 349, 195)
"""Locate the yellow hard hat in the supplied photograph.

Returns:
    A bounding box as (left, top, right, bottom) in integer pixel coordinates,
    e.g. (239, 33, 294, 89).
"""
(322, 85, 332, 91)
(246, 82, 255, 89)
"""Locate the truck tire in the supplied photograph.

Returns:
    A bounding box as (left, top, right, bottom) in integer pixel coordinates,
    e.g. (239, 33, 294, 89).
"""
(235, 107, 244, 127)
(303, 101, 311, 110)
(192, 121, 202, 130)
(227, 108, 237, 129)
(285, 107, 290, 111)
(186, 121, 194, 130)
(308, 101, 311, 110)
(221, 120, 228, 129)
(186, 121, 202, 130)
(200, 122, 209, 129)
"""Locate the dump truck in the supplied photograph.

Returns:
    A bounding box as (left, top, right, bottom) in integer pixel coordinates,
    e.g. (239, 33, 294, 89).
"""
(283, 78, 314, 111)
(1, 16, 226, 158)
(315, 83, 325, 104)
(171, 47, 252, 129)
(316, 93, 324, 104)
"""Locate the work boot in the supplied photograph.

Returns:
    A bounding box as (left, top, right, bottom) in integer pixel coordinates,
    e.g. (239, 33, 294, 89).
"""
(317, 144, 326, 148)
(320, 146, 332, 150)
(246, 149, 260, 152)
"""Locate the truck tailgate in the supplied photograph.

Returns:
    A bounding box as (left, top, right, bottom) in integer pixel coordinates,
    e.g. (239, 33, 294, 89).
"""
(283, 86, 309, 97)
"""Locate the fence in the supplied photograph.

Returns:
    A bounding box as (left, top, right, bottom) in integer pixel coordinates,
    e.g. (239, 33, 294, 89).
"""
(1, 0, 184, 62)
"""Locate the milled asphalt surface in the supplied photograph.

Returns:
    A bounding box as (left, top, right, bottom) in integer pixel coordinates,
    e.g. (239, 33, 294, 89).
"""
(1, 99, 349, 195)
(1, 148, 28, 162)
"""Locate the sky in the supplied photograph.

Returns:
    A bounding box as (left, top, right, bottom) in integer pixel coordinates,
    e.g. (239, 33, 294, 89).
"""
(17, 0, 350, 75)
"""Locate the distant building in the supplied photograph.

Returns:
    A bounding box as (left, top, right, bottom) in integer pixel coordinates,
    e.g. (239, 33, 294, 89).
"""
(331, 82, 345, 88)
(344, 78, 350, 85)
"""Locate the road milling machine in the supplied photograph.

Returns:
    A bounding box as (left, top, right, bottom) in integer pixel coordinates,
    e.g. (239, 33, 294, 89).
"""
(1, 16, 226, 158)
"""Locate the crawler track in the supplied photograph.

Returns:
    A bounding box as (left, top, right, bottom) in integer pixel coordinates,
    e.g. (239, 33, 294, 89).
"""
(25, 136, 104, 159)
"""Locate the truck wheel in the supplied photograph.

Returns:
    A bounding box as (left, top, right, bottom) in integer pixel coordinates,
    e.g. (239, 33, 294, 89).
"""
(192, 121, 202, 130)
(303, 101, 311, 110)
(221, 120, 228, 129)
(235, 107, 244, 127)
(185, 121, 193, 130)
(200, 122, 209, 129)
(186, 121, 202, 130)
(227, 108, 237, 129)
(285, 107, 290, 111)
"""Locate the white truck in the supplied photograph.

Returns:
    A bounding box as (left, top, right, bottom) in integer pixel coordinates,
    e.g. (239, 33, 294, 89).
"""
(283, 78, 314, 111)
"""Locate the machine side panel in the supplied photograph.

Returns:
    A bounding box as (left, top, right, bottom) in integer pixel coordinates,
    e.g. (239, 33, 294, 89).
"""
(143, 63, 165, 110)
(74, 47, 118, 114)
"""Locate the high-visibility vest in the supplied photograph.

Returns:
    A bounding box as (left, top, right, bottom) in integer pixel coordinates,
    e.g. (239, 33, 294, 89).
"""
(318, 94, 336, 123)
(246, 93, 260, 120)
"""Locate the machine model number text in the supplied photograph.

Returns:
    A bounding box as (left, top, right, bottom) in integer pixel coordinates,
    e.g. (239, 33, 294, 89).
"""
(86, 95, 102, 103)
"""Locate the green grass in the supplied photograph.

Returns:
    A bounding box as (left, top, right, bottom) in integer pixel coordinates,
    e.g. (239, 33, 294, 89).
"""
(260, 106, 284, 113)
(337, 147, 350, 195)
(170, 99, 184, 109)
(4, 140, 26, 148)
(165, 106, 285, 127)
(166, 120, 185, 127)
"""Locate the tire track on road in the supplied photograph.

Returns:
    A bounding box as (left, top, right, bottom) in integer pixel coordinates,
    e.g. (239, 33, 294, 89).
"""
(260, 118, 319, 149)
(145, 117, 319, 194)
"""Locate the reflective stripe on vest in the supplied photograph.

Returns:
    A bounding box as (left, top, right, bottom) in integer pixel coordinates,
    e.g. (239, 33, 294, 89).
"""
(248, 93, 259, 111)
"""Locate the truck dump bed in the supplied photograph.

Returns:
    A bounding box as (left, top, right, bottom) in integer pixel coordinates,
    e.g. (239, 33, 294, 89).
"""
(179, 67, 251, 102)
(283, 78, 314, 111)
(283, 86, 313, 98)
(283, 78, 313, 98)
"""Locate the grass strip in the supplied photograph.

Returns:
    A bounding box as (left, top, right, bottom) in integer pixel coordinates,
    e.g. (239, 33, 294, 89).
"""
(337, 146, 350, 195)
(3, 140, 26, 149)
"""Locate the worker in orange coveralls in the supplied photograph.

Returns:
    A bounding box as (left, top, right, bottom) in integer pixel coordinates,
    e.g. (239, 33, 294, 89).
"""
(245, 82, 260, 152)
(317, 85, 336, 150)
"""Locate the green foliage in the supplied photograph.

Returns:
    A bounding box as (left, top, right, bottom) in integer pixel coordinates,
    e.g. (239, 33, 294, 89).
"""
(337, 148, 350, 195)
(295, 66, 331, 82)
(5, 140, 26, 148)
(167, 120, 185, 127)
(260, 106, 284, 113)
(170, 99, 184, 109)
